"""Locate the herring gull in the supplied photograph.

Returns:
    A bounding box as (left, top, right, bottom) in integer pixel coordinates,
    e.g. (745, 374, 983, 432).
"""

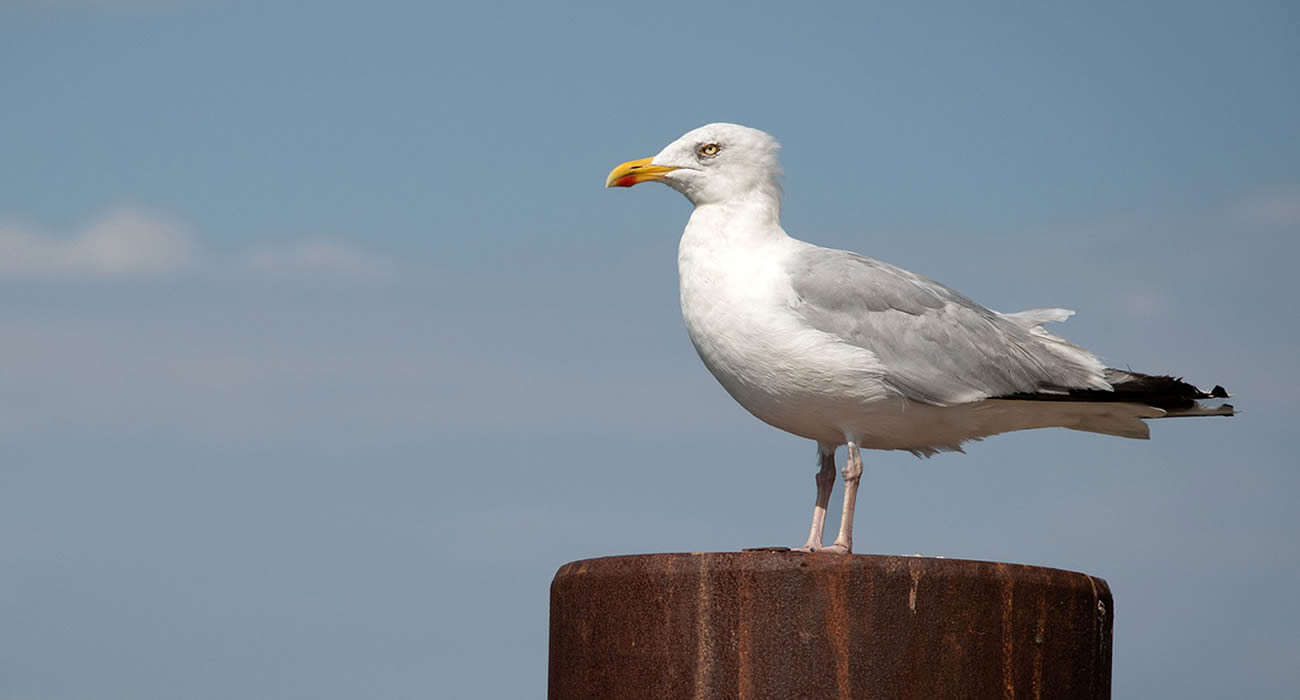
(606, 123, 1232, 553)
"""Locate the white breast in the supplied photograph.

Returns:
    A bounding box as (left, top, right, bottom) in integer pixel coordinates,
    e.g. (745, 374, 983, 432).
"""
(677, 221, 891, 444)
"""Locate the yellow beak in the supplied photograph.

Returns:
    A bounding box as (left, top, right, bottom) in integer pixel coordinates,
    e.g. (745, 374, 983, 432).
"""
(605, 157, 679, 188)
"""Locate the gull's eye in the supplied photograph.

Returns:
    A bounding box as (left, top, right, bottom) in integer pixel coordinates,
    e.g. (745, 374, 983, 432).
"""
(697, 143, 721, 157)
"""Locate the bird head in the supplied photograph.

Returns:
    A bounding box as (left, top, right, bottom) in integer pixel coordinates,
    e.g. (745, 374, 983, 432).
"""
(606, 123, 782, 206)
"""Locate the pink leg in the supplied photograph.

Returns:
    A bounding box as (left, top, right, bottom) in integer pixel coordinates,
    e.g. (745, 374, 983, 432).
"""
(822, 442, 862, 554)
(794, 442, 837, 551)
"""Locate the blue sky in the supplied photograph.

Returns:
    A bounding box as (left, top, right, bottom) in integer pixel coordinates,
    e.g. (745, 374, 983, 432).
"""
(2, 1, 1297, 698)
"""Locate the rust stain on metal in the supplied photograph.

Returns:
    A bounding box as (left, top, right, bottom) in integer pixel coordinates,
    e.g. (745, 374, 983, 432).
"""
(691, 553, 715, 700)
(660, 554, 681, 692)
(1084, 573, 1114, 700)
(549, 553, 1113, 700)
(737, 553, 754, 700)
(1033, 596, 1047, 700)
(999, 562, 1016, 700)
(823, 568, 852, 698)
(908, 561, 921, 613)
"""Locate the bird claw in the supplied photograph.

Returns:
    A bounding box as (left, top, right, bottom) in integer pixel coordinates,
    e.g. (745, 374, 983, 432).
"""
(791, 543, 852, 554)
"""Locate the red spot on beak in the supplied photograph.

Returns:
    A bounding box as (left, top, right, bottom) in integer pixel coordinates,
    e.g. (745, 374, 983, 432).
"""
(614, 176, 639, 188)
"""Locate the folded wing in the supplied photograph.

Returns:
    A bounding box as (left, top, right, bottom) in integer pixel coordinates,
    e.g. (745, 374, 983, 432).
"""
(787, 247, 1111, 406)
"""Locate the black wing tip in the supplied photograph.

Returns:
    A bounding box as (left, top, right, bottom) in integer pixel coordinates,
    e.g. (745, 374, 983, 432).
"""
(997, 371, 1233, 410)
(1114, 373, 1231, 402)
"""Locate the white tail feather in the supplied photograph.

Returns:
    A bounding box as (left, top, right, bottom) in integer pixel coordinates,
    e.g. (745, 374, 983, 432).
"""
(968, 399, 1165, 441)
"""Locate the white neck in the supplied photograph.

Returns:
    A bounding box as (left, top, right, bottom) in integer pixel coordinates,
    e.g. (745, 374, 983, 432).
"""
(681, 186, 787, 250)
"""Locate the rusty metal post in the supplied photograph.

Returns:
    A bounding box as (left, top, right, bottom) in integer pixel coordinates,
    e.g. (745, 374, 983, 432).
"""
(549, 552, 1112, 699)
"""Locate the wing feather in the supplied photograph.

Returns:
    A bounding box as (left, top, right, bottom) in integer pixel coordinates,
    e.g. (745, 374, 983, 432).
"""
(787, 247, 1109, 406)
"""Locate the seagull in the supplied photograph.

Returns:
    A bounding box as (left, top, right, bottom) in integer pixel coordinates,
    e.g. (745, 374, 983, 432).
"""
(606, 123, 1233, 554)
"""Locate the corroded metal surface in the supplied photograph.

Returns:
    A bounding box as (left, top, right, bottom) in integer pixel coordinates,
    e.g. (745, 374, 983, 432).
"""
(549, 553, 1112, 699)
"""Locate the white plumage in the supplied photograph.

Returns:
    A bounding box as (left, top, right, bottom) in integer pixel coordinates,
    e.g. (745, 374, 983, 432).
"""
(607, 123, 1231, 553)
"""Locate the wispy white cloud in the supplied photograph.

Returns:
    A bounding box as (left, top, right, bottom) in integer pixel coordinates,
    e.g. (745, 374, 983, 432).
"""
(0, 207, 196, 281)
(241, 241, 396, 283)
(1232, 186, 1300, 229)
(0, 207, 395, 284)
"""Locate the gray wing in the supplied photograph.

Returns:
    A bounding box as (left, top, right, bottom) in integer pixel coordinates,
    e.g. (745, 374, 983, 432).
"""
(788, 247, 1108, 406)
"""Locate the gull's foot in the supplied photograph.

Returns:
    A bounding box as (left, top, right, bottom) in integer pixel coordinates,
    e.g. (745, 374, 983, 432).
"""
(791, 543, 852, 554)
(742, 546, 792, 552)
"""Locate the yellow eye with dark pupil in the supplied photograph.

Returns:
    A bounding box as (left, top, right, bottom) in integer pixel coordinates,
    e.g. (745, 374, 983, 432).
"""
(699, 143, 720, 156)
